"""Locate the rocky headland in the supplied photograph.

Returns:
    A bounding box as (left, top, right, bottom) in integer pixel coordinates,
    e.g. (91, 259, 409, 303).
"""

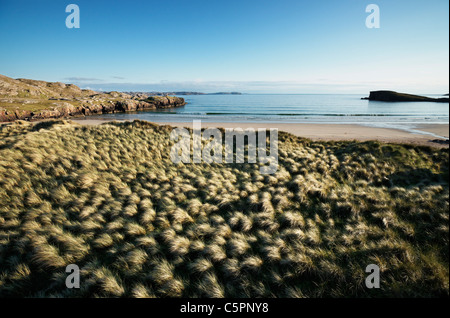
(0, 74, 185, 122)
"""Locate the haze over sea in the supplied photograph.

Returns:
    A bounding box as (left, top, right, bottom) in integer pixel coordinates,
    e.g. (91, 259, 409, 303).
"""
(80, 94, 449, 137)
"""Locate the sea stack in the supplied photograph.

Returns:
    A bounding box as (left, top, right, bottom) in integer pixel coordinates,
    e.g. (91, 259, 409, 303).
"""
(362, 90, 449, 103)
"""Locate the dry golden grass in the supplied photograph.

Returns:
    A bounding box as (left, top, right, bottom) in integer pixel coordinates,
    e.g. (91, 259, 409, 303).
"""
(0, 120, 448, 297)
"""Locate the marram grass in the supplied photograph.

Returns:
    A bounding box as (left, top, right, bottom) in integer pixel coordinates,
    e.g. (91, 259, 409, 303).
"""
(0, 120, 448, 297)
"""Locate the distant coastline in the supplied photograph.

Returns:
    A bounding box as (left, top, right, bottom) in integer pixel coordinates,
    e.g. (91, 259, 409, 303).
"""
(121, 91, 243, 96)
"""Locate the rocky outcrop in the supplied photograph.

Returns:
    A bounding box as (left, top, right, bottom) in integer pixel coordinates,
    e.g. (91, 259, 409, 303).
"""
(146, 96, 186, 108)
(0, 96, 186, 122)
(0, 109, 33, 122)
(362, 91, 449, 103)
(0, 74, 186, 122)
(431, 139, 450, 145)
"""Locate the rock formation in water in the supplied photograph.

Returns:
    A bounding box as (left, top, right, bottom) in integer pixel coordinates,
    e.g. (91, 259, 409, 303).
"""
(362, 90, 449, 103)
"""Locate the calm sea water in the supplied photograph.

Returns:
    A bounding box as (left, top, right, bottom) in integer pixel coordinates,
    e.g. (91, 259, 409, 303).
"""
(81, 94, 449, 136)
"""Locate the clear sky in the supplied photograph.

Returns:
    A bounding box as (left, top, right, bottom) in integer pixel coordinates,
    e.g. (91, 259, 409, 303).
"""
(0, 0, 448, 93)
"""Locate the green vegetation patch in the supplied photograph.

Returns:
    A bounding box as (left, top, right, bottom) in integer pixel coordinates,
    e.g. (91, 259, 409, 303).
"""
(0, 101, 53, 112)
(0, 120, 448, 297)
(0, 99, 82, 113)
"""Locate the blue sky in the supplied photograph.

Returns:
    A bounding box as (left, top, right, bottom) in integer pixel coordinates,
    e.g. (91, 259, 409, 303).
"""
(0, 0, 448, 93)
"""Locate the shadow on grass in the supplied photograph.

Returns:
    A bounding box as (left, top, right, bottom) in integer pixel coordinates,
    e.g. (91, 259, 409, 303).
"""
(387, 168, 448, 187)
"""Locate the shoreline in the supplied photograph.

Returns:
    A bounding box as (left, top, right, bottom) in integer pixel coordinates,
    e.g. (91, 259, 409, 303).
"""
(2, 118, 448, 148)
(68, 119, 449, 148)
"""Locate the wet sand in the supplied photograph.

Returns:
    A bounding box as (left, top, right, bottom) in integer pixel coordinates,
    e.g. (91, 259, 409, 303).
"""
(413, 124, 449, 138)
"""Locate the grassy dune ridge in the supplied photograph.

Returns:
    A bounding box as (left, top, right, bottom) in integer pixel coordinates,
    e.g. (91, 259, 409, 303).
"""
(0, 120, 448, 297)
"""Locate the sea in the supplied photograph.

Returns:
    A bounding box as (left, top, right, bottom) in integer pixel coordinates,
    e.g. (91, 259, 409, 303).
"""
(79, 94, 449, 138)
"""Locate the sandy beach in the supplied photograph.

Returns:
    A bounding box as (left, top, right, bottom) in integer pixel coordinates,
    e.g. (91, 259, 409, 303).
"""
(71, 119, 449, 148)
(4, 118, 446, 147)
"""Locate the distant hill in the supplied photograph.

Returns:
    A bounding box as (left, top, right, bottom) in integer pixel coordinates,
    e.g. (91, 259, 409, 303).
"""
(0, 74, 97, 99)
(362, 90, 449, 103)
